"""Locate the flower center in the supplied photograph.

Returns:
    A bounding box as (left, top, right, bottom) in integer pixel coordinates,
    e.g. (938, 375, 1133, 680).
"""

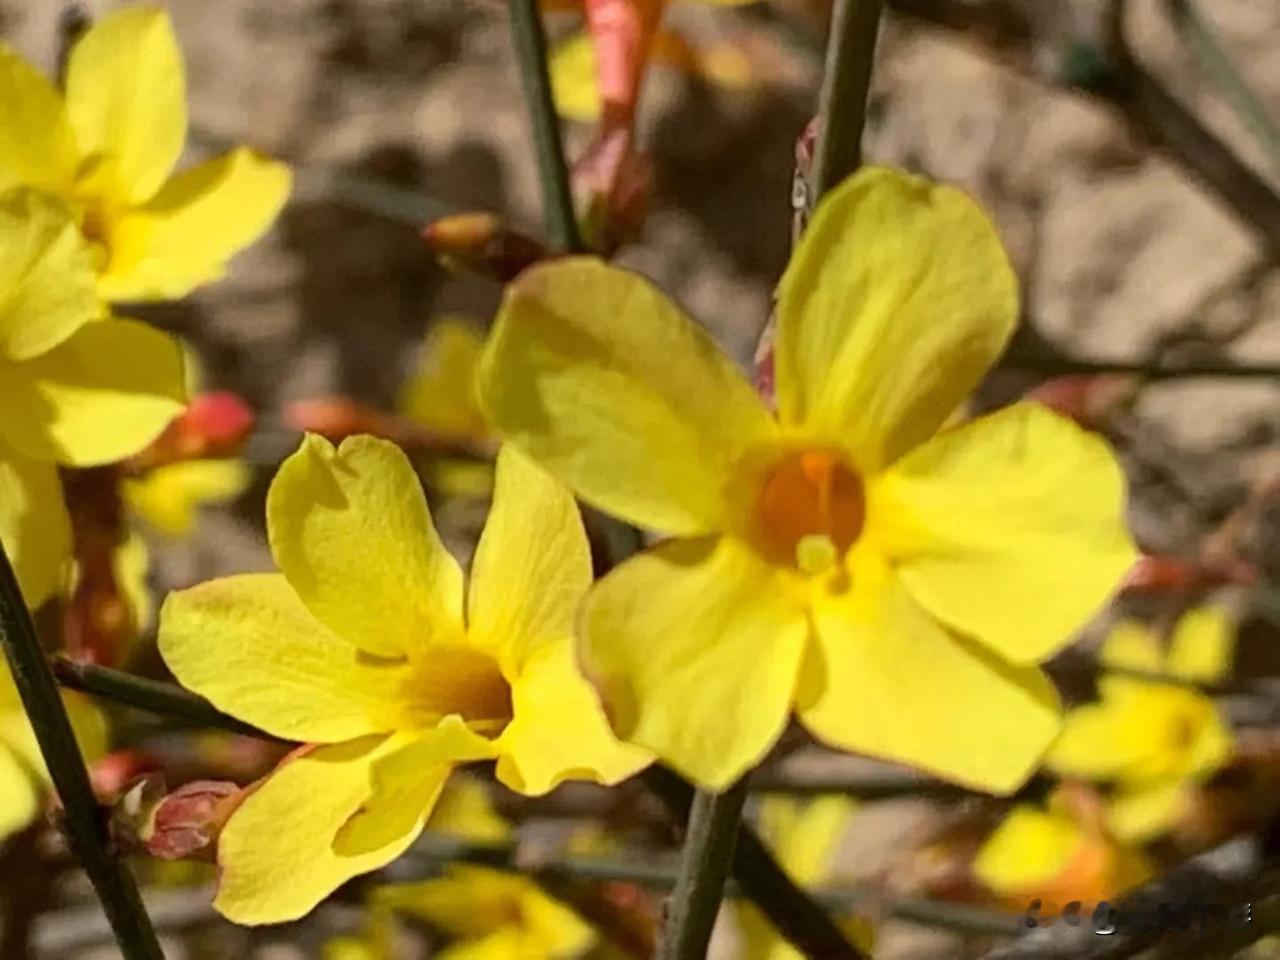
(410, 645, 513, 736)
(754, 449, 865, 574)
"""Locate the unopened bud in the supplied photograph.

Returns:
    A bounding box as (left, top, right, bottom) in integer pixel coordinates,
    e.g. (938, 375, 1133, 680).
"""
(131, 390, 256, 470)
(423, 212, 548, 281)
(111, 776, 243, 861)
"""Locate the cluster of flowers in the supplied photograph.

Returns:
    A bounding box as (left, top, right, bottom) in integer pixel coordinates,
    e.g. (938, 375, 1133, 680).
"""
(0, 5, 1245, 956)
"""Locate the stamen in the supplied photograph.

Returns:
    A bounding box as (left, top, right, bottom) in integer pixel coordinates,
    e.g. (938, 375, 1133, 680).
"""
(796, 534, 839, 576)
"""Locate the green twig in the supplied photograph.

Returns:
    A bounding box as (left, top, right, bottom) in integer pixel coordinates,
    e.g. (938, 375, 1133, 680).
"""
(660, 780, 750, 960)
(1165, 0, 1280, 178)
(811, 0, 885, 203)
(51, 657, 280, 741)
(0, 547, 163, 960)
(507, 0, 584, 252)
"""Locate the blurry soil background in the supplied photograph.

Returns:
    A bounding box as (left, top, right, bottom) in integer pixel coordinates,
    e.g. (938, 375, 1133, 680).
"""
(3, 0, 1279, 957)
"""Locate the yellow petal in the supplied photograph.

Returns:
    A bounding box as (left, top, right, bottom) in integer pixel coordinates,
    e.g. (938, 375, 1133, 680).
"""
(581, 535, 808, 790)
(1166, 607, 1234, 683)
(399, 317, 488, 438)
(267, 434, 464, 658)
(0, 742, 39, 840)
(215, 733, 442, 925)
(775, 167, 1017, 471)
(1100, 620, 1163, 674)
(973, 805, 1085, 895)
(469, 445, 590, 672)
(797, 552, 1061, 795)
(124, 458, 251, 536)
(480, 258, 776, 536)
(497, 638, 652, 796)
(425, 776, 513, 842)
(876, 401, 1137, 665)
(0, 452, 71, 608)
(334, 718, 495, 855)
(0, 189, 99, 361)
(112, 529, 154, 637)
(99, 148, 292, 301)
(64, 7, 186, 204)
(1045, 695, 1148, 781)
(549, 32, 602, 122)
(0, 661, 108, 783)
(759, 795, 856, 886)
(158, 573, 417, 742)
(1107, 781, 1190, 843)
(0, 45, 77, 195)
(0, 317, 185, 466)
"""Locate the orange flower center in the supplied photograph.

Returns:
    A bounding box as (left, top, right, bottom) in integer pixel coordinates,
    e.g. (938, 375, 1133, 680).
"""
(410, 645, 513, 736)
(754, 449, 866, 573)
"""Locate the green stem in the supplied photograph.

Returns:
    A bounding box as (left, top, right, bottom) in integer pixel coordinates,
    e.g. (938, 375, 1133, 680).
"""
(660, 780, 750, 960)
(811, 0, 885, 204)
(507, 0, 584, 253)
(1166, 0, 1280, 177)
(0, 546, 163, 960)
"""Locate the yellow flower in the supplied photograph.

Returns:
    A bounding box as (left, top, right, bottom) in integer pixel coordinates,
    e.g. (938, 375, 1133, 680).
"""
(158, 435, 650, 924)
(0, 187, 185, 605)
(735, 796, 874, 960)
(973, 787, 1153, 909)
(479, 166, 1137, 792)
(0, 660, 107, 841)
(1046, 609, 1235, 841)
(124, 459, 251, 537)
(0, 6, 290, 301)
(374, 866, 596, 960)
(399, 317, 495, 499)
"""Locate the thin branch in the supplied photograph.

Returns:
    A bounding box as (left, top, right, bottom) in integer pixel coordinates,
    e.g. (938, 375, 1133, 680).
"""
(812, 0, 886, 203)
(1165, 0, 1280, 178)
(1003, 352, 1280, 381)
(661, 780, 750, 959)
(0, 547, 163, 960)
(507, 0, 584, 252)
(51, 657, 280, 741)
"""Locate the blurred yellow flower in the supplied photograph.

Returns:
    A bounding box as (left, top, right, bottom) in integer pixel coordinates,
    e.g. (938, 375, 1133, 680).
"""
(124, 459, 251, 537)
(974, 786, 1153, 909)
(0, 660, 107, 841)
(480, 166, 1137, 792)
(399, 317, 495, 499)
(374, 865, 597, 960)
(1047, 609, 1235, 841)
(735, 796, 874, 959)
(158, 436, 650, 923)
(0, 188, 185, 606)
(0, 6, 290, 301)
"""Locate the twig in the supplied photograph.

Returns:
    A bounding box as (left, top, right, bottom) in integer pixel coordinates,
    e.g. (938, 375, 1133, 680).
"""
(811, 0, 885, 203)
(506, 0, 584, 252)
(1165, 0, 1280, 178)
(1003, 352, 1280, 381)
(660, 779, 750, 959)
(51, 657, 281, 741)
(33, 884, 219, 956)
(0, 546, 163, 959)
